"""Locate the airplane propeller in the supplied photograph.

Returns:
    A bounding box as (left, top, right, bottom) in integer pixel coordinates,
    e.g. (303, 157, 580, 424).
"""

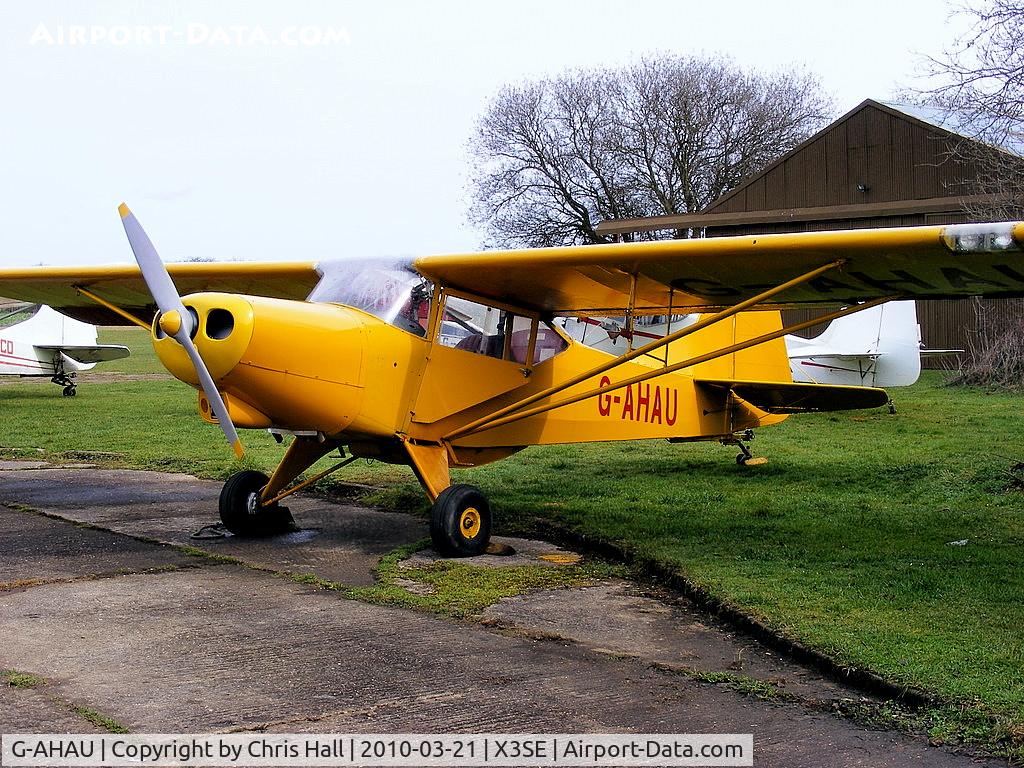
(118, 203, 244, 459)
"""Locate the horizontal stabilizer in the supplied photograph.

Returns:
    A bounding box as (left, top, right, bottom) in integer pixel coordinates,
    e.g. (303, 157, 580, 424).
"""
(786, 346, 881, 361)
(696, 378, 889, 413)
(34, 344, 131, 364)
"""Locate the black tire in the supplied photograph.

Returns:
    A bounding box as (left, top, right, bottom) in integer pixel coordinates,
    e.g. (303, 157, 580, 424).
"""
(430, 484, 492, 557)
(62, 386, 76, 397)
(219, 470, 294, 537)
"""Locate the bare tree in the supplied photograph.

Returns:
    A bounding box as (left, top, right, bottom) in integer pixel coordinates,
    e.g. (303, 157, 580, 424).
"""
(914, 1, 1024, 388)
(467, 55, 831, 248)
(920, 0, 1024, 218)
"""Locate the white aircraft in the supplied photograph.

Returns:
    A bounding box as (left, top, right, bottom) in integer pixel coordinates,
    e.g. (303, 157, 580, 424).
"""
(784, 300, 934, 387)
(0, 303, 130, 396)
(561, 301, 958, 392)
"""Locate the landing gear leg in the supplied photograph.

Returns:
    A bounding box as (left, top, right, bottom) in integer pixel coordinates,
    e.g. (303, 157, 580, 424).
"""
(51, 355, 77, 397)
(736, 440, 754, 465)
(887, 398, 897, 415)
(403, 439, 494, 557)
(219, 470, 295, 537)
(220, 435, 339, 536)
(725, 430, 768, 467)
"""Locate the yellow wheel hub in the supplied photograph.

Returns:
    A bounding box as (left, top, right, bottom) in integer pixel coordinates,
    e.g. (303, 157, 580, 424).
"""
(459, 507, 481, 540)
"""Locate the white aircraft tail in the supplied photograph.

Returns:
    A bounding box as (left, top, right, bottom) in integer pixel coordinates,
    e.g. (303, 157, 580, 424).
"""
(4, 304, 99, 348)
(785, 300, 922, 387)
(561, 300, 939, 390)
(0, 304, 129, 395)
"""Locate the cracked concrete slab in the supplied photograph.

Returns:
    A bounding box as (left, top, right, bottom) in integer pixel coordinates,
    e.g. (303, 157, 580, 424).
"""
(0, 567, 1001, 767)
(0, 467, 424, 586)
(0, 460, 50, 470)
(0, 507, 189, 586)
(0, 683, 106, 733)
(481, 582, 857, 702)
(0, 466, 1008, 767)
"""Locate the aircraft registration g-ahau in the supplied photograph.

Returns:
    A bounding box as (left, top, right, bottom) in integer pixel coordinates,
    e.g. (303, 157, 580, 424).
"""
(561, 300, 963, 393)
(0, 302, 129, 396)
(0, 206, 1022, 556)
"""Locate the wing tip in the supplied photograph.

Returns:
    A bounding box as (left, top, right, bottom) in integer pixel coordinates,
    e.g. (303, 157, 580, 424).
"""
(118, 202, 131, 219)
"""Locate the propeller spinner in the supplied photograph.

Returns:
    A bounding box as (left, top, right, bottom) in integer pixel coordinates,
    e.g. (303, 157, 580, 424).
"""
(118, 203, 244, 459)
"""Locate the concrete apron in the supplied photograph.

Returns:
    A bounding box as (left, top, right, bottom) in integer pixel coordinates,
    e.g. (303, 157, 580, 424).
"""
(0, 463, 1005, 767)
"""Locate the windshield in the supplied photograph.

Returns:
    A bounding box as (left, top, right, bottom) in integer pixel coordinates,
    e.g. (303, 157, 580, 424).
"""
(307, 258, 432, 335)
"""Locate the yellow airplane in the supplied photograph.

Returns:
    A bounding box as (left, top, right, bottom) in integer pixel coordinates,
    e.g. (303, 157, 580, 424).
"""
(1, 207, 1022, 556)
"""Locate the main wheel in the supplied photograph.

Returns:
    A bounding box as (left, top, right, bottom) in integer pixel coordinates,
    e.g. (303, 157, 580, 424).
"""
(430, 484, 492, 557)
(219, 470, 294, 537)
(62, 385, 76, 397)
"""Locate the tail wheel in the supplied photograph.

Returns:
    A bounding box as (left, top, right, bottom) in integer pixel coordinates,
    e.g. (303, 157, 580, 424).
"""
(219, 470, 294, 537)
(430, 484, 492, 557)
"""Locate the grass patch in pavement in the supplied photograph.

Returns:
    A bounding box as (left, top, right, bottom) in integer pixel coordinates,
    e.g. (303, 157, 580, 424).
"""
(3, 670, 43, 689)
(72, 705, 130, 734)
(291, 540, 626, 619)
(3, 670, 128, 733)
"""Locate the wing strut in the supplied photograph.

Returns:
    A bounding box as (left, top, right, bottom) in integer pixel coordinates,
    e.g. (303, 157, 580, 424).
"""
(446, 295, 893, 439)
(444, 259, 846, 441)
(74, 286, 152, 330)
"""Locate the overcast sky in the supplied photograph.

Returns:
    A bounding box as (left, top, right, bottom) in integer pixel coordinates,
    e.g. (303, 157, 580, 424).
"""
(0, 0, 969, 268)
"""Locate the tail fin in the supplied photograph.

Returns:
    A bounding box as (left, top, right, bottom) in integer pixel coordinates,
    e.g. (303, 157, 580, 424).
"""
(813, 300, 919, 353)
(786, 300, 921, 387)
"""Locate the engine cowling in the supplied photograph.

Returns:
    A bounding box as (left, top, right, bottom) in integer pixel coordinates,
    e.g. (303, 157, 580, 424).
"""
(152, 293, 371, 437)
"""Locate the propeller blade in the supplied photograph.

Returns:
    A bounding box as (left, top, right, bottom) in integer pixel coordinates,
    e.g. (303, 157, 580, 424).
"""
(180, 334, 244, 459)
(118, 203, 192, 335)
(118, 203, 243, 459)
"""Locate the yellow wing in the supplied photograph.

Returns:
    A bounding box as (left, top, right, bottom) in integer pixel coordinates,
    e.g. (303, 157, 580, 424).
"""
(0, 262, 319, 325)
(414, 222, 1024, 314)
(3, 221, 1024, 325)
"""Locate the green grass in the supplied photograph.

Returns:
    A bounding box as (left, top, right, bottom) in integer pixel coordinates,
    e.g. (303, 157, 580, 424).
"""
(3, 345, 1023, 754)
(290, 540, 626, 619)
(95, 326, 165, 375)
(0, 377, 406, 484)
(12, 326, 413, 483)
(72, 705, 130, 733)
(687, 670, 793, 702)
(0, 307, 36, 330)
(441, 377, 1024, 755)
(3, 669, 43, 689)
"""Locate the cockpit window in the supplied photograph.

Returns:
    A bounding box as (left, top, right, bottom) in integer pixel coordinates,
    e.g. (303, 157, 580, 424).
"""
(436, 295, 567, 364)
(308, 259, 432, 336)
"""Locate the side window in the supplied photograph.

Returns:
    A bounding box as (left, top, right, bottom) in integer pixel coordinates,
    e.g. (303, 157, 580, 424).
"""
(511, 316, 569, 364)
(436, 295, 567, 365)
(437, 296, 506, 358)
(533, 323, 568, 364)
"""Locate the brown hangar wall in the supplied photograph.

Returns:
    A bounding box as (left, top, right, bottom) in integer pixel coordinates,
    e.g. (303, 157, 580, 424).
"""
(597, 99, 1021, 364)
(702, 100, 979, 224)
